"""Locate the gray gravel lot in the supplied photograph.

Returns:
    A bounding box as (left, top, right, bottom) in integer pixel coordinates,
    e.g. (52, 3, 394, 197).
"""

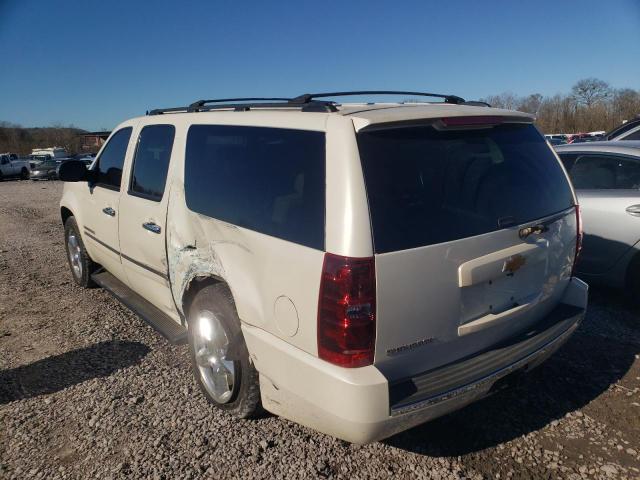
(1, 180, 639, 479)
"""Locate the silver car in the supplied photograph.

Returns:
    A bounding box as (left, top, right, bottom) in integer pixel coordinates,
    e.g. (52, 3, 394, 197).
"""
(603, 116, 640, 142)
(555, 141, 640, 297)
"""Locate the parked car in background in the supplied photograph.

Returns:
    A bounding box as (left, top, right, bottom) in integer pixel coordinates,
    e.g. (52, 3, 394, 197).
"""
(545, 134, 570, 143)
(555, 141, 640, 298)
(58, 91, 587, 444)
(29, 147, 70, 168)
(571, 136, 601, 144)
(604, 115, 640, 141)
(0, 153, 31, 180)
(31, 158, 61, 180)
(547, 137, 567, 146)
(566, 133, 601, 144)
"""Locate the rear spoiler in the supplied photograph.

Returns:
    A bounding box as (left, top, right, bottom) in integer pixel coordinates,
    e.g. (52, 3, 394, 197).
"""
(358, 114, 535, 133)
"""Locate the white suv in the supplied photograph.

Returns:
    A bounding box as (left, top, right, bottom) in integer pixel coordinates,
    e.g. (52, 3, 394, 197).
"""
(59, 91, 588, 443)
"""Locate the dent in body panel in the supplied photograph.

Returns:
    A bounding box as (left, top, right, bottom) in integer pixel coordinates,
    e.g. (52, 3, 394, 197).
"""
(166, 182, 227, 318)
(166, 182, 266, 332)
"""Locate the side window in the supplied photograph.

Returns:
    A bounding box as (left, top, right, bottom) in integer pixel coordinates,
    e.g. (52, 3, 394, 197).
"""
(129, 125, 175, 201)
(571, 154, 640, 189)
(558, 153, 578, 172)
(185, 125, 325, 250)
(94, 127, 132, 189)
(621, 129, 640, 141)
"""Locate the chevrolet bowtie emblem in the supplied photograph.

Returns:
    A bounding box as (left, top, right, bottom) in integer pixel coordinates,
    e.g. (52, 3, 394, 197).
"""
(504, 254, 526, 274)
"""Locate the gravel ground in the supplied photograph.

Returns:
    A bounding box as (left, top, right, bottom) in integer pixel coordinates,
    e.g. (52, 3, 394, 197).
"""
(1, 179, 639, 480)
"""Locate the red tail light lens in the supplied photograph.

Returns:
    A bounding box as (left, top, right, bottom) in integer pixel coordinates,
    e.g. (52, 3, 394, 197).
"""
(317, 253, 376, 368)
(572, 204, 583, 276)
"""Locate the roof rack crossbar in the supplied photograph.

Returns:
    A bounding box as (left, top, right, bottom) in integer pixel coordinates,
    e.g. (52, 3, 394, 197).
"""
(189, 98, 293, 111)
(148, 101, 339, 115)
(147, 106, 190, 115)
(290, 91, 466, 105)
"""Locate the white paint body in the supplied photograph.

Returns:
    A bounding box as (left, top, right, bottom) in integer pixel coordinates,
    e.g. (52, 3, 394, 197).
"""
(0, 154, 30, 176)
(31, 147, 68, 158)
(60, 103, 588, 443)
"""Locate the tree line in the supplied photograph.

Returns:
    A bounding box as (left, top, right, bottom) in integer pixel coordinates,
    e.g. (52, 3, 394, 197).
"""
(2, 78, 639, 155)
(0, 121, 86, 155)
(481, 78, 640, 134)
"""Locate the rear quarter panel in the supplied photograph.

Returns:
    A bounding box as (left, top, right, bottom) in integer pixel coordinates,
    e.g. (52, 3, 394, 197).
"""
(165, 113, 332, 355)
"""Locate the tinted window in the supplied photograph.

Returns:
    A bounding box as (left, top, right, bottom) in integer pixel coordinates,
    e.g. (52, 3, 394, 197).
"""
(185, 125, 325, 250)
(621, 129, 640, 141)
(606, 120, 640, 140)
(558, 153, 578, 172)
(570, 154, 640, 189)
(95, 127, 132, 188)
(358, 123, 575, 253)
(130, 125, 175, 200)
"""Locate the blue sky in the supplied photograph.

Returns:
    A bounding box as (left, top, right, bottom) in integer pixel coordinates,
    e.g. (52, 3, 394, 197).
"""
(1, 0, 639, 131)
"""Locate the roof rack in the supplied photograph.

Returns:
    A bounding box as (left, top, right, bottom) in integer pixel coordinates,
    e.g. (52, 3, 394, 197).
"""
(188, 98, 291, 111)
(147, 97, 337, 115)
(147, 90, 467, 115)
(290, 90, 466, 104)
(461, 100, 491, 107)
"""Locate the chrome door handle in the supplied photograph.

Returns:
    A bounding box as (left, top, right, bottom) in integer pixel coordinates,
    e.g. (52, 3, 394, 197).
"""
(142, 222, 161, 234)
(626, 204, 640, 217)
(102, 207, 116, 217)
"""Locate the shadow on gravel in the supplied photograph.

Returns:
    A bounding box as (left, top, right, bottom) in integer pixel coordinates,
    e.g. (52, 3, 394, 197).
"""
(386, 290, 640, 456)
(0, 340, 150, 404)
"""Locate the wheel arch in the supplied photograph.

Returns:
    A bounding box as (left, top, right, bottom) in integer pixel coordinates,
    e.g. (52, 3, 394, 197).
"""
(61, 206, 74, 225)
(180, 274, 234, 323)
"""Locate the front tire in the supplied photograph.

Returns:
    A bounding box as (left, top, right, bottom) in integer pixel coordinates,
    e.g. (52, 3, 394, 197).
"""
(188, 283, 262, 418)
(20, 168, 30, 180)
(64, 216, 97, 288)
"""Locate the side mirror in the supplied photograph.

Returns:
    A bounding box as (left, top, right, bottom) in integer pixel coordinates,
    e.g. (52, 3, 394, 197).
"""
(58, 160, 89, 182)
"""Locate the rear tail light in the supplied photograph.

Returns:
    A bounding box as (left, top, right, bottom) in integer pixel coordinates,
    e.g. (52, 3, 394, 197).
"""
(317, 253, 376, 368)
(572, 204, 583, 276)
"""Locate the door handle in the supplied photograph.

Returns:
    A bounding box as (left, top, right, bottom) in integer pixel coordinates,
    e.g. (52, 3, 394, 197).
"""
(142, 222, 161, 234)
(626, 204, 640, 217)
(102, 207, 116, 217)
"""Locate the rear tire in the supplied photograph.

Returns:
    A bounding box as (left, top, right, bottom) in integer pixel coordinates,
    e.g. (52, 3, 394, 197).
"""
(64, 216, 97, 288)
(187, 283, 262, 419)
(20, 168, 30, 180)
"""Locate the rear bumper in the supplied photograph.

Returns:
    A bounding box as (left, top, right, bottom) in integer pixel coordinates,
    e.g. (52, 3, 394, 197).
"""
(242, 277, 588, 444)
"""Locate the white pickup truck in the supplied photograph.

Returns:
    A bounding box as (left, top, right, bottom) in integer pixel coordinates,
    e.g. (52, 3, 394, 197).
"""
(0, 153, 31, 180)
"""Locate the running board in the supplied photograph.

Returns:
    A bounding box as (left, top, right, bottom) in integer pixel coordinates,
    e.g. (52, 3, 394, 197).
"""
(91, 271, 187, 345)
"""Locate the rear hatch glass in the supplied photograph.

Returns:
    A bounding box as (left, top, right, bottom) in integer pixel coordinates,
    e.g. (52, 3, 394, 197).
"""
(357, 123, 574, 253)
(357, 121, 577, 380)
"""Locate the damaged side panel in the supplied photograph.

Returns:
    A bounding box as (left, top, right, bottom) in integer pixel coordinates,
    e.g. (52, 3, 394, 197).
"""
(166, 179, 324, 357)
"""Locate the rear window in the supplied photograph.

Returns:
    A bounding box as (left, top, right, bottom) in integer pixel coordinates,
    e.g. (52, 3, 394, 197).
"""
(185, 125, 325, 250)
(357, 123, 574, 253)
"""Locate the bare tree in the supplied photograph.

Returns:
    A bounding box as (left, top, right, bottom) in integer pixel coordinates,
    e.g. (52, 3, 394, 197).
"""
(571, 78, 612, 107)
(481, 92, 519, 110)
(612, 88, 640, 124)
(517, 93, 543, 115)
